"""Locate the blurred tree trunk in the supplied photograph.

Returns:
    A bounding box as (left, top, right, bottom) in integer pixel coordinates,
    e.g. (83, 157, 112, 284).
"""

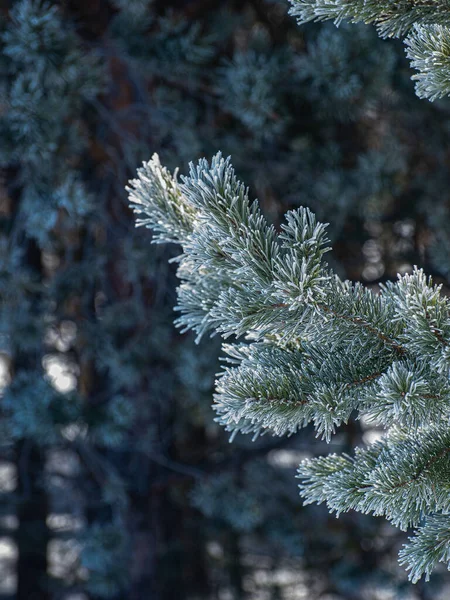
(14, 239, 50, 600)
(16, 442, 50, 600)
(152, 481, 211, 600)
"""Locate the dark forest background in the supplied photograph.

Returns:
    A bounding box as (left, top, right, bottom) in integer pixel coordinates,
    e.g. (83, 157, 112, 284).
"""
(1, 0, 450, 599)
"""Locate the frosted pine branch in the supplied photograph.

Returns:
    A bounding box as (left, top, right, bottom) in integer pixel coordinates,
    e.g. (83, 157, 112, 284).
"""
(288, 0, 450, 101)
(129, 153, 450, 582)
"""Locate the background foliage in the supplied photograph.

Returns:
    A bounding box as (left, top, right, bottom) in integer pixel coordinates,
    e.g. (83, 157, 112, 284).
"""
(1, 0, 450, 599)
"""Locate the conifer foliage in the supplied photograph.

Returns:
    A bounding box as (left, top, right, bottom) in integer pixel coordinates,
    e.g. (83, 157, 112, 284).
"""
(288, 0, 450, 100)
(129, 152, 450, 583)
(3, 0, 450, 596)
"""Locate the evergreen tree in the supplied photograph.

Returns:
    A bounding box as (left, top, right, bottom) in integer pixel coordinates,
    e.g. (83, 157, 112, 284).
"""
(3, 0, 450, 597)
